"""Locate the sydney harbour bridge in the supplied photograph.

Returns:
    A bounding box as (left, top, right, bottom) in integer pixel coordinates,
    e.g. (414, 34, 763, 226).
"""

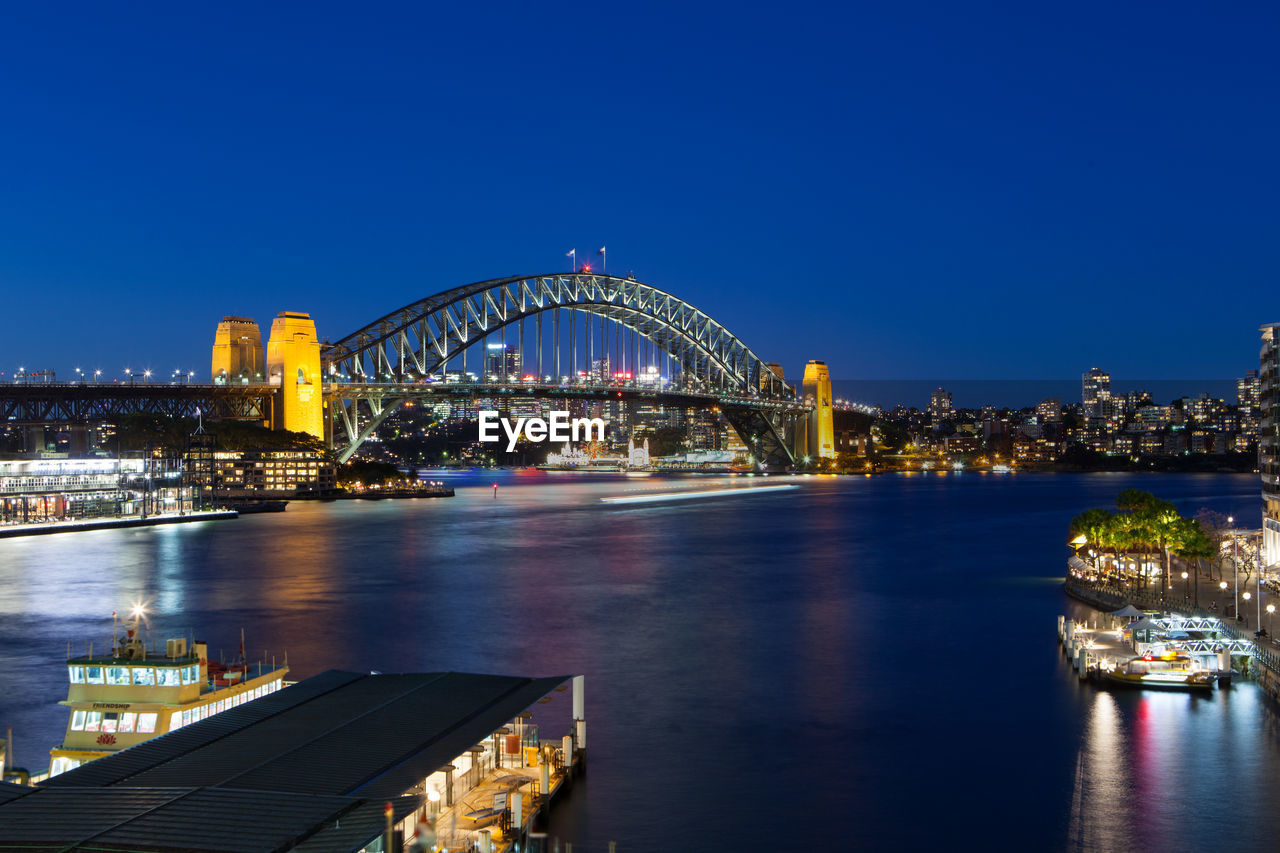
(1, 273, 838, 470)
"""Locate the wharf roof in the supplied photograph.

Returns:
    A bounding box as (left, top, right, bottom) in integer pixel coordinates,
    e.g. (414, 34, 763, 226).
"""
(0, 784, 422, 851)
(44, 669, 571, 800)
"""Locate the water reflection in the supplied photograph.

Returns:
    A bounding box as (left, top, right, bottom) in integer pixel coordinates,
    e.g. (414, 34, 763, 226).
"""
(2, 471, 1279, 850)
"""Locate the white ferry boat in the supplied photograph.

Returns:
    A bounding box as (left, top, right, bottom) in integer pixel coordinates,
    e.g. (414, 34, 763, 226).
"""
(48, 608, 289, 778)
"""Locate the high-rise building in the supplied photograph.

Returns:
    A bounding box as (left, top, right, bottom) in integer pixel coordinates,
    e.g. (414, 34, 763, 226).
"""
(484, 344, 521, 382)
(1260, 325, 1280, 568)
(210, 317, 264, 385)
(1082, 368, 1111, 419)
(927, 387, 954, 422)
(1239, 369, 1261, 415)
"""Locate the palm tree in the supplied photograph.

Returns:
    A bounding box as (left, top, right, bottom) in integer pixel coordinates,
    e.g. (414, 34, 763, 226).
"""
(1171, 518, 1213, 609)
(1069, 507, 1114, 572)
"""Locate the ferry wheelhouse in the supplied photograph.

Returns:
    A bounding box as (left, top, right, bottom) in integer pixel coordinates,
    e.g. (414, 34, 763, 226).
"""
(48, 610, 288, 777)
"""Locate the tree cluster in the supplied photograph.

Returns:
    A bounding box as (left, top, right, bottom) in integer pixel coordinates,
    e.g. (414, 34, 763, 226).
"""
(1069, 489, 1214, 589)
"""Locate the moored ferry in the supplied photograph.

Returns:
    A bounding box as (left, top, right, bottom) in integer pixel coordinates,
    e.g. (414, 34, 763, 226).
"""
(48, 608, 289, 778)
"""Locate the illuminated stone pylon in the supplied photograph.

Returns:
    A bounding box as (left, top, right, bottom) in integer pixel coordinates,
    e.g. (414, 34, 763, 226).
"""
(802, 360, 834, 460)
(210, 317, 263, 385)
(265, 312, 324, 439)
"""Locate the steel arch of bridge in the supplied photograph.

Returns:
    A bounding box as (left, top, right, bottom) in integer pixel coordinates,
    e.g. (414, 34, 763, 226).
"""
(322, 273, 796, 465)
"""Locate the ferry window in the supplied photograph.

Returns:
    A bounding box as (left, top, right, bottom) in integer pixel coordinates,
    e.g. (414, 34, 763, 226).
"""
(170, 712, 182, 731)
(131, 667, 155, 686)
(101, 712, 119, 733)
(51, 757, 71, 777)
(216, 699, 226, 714)
(86, 666, 104, 685)
(106, 667, 130, 686)
(84, 711, 103, 732)
(118, 713, 136, 733)
(137, 713, 157, 733)
(181, 709, 191, 726)
(68, 666, 85, 684)
(181, 665, 196, 685)
(157, 668, 180, 687)
(71, 710, 87, 731)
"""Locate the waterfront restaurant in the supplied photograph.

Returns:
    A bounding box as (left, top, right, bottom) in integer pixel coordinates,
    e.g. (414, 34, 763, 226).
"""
(6, 669, 584, 852)
(0, 457, 190, 526)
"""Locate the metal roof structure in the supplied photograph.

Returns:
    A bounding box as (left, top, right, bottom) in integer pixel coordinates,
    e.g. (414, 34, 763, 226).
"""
(45, 669, 570, 799)
(0, 785, 422, 851)
(6, 669, 572, 851)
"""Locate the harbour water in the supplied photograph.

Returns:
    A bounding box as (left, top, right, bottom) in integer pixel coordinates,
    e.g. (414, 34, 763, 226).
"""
(2, 471, 1279, 849)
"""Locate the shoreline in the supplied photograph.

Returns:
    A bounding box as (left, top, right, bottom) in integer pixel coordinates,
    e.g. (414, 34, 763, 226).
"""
(0, 510, 238, 539)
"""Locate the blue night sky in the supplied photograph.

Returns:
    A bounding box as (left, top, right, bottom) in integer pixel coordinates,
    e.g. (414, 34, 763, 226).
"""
(1, 3, 1275, 385)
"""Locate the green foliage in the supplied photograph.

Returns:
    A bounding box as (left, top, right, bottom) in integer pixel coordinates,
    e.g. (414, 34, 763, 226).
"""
(112, 414, 326, 456)
(645, 426, 687, 458)
(339, 459, 403, 487)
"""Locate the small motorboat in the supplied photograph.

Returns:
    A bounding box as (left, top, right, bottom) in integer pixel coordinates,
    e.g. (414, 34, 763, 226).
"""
(1100, 655, 1217, 692)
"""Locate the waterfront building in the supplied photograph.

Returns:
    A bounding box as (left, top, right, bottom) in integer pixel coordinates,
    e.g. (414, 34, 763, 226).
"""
(1082, 367, 1112, 419)
(943, 434, 979, 455)
(212, 449, 336, 495)
(210, 316, 264, 385)
(1261, 323, 1280, 568)
(0, 457, 190, 526)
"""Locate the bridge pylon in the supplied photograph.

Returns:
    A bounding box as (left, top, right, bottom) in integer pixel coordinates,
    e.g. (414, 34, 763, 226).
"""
(265, 312, 325, 440)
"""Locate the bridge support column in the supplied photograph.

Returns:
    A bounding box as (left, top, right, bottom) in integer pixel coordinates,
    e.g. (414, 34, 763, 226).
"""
(65, 425, 89, 456)
(265, 312, 324, 439)
(801, 361, 834, 461)
(24, 426, 48, 455)
(721, 406, 795, 471)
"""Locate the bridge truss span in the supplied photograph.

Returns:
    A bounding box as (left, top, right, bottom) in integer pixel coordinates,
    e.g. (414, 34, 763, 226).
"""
(321, 273, 798, 466)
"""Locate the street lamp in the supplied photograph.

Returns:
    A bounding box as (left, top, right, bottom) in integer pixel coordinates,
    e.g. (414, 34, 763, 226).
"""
(1182, 571, 1189, 603)
(1268, 603, 1275, 636)
(1244, 591, 1252, 628)
(94, 369, 101, 383)
(1219, 580, 1228, 614)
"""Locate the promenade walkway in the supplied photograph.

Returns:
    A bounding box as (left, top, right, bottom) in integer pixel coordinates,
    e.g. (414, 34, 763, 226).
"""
(0, 509, 237, 538)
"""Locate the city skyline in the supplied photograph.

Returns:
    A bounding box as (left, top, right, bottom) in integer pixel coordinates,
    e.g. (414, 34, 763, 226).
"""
(2, 5, 1276, 380)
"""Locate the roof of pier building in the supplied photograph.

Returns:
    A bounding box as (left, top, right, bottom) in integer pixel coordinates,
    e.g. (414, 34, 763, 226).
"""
(44, 669, 572, 799)
(1, 669, 572, 850)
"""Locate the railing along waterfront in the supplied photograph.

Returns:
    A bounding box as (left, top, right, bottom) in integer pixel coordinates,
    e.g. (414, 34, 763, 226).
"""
(1065, 568, 1280, 683)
